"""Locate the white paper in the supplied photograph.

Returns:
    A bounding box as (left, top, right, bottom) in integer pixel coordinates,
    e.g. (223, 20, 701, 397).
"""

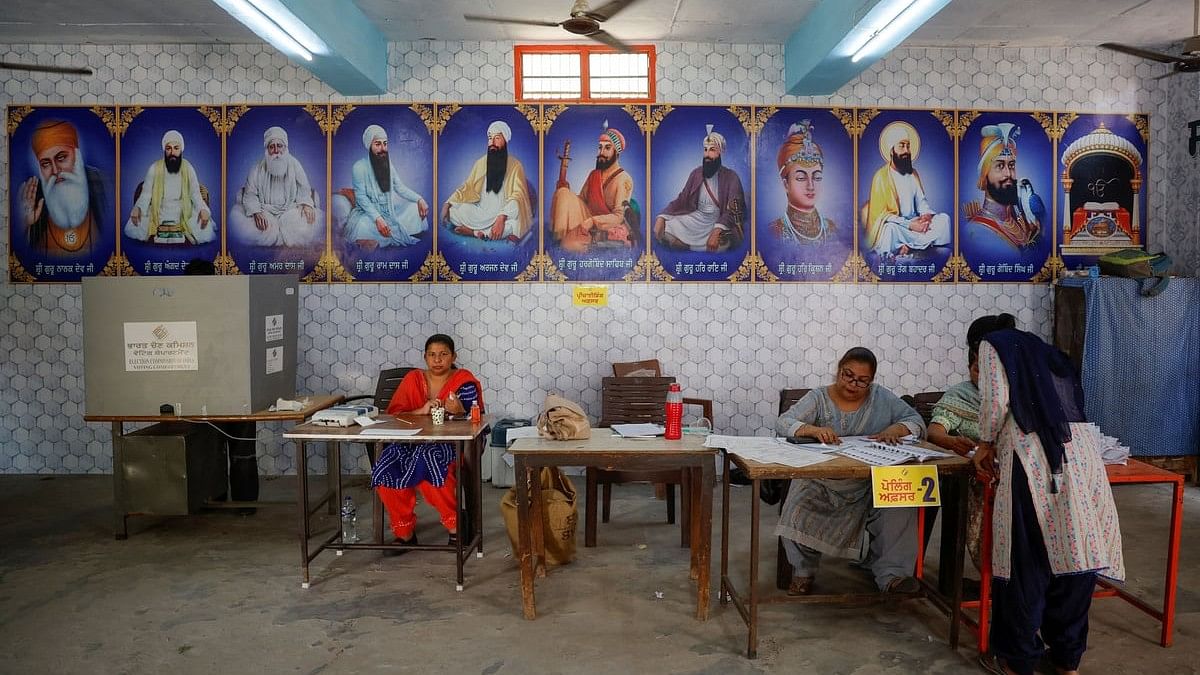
(354, 415, 381, 427)
(612, 423, 665, 437)
(704, 435, 835, 469)
(358, 427, 422, 437)
(505, 426, 541, 444)
(502, 451, 515, 467)
(265, 346, 283, 375)
(265, 314, 284, 342)
(123, 321, 199, 372)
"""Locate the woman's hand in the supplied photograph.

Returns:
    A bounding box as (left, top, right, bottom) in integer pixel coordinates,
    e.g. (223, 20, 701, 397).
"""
(414, 400, 434, 416)
(944, 436, 977, 457)
(443, 391, 465, 415)
(869, 424, 909, 445)
(802, 425, 840, 444)
(974, 441, 998, 482)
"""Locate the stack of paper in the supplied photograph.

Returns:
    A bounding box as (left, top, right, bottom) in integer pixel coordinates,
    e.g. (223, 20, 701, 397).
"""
(612, 423, 665, 438)
(704, 435, 834, 469)
(817, 440, 952, 466)
(358, 427, 421, 437)
(1093, 426, 1131, 465)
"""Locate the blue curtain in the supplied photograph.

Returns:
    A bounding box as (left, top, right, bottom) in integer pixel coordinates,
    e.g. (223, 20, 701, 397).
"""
(1068, 277, 1200, 457)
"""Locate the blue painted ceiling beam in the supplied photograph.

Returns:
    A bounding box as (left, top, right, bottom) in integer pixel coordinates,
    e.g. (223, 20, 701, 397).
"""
(213, 0, 388, 95)
(785, 0, 953, 96)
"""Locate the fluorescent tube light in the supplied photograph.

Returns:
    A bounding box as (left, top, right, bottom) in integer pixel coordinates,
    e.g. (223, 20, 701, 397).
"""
(848, 0, 945, 63)
(211, 0, 327, 62)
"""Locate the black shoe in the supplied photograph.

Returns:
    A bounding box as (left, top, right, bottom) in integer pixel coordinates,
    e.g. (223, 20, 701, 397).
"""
(384, 534, 418, 557)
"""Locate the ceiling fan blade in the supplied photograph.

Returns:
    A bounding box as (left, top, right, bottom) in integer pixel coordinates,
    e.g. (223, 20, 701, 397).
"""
(1098, 43, 1179, 63)
(588, 29, 633, 53)
(589, 0, 642, 21)
(0, 61, 92, 75)
(463, 14, 561, 27)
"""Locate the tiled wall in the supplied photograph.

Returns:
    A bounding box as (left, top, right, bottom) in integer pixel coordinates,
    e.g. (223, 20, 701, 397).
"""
(0, 41, 1193, 474)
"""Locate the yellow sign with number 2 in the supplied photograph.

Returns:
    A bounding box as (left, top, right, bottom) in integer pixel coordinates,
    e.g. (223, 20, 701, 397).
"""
(871, 465, 940, 508)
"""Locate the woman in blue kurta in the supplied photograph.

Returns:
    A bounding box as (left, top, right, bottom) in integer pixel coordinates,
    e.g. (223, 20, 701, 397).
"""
(775, 347, 926, 595)
(372, 334, 482, 550)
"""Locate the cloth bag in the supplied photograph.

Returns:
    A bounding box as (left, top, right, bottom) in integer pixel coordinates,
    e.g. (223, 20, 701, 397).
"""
(1097, 249, 1173, 297)
(500, 467, 579, 566)
(536, 394, 591, 440)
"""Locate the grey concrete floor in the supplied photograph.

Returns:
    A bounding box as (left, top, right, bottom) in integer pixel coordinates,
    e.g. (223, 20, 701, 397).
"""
(0, 474, 1197, 675)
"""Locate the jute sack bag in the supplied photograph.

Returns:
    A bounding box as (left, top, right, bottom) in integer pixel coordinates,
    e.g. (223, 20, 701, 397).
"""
(499, 393, 588, 565)
(500, 466, 579, 566)
(536, 393, 591, 440)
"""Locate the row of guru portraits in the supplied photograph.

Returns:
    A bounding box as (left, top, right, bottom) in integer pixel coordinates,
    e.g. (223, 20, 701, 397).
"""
(8, 105, 1147, 283)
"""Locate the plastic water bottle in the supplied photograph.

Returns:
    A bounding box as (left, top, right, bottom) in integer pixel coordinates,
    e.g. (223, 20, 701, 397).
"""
(340, 496, 358, 544)
(664, 383, 683, 440)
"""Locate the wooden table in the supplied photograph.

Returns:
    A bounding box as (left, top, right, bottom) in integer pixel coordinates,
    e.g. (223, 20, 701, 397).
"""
(720, 449, 973, 658)
(86, 394, 342, 538)
(282, 416, 491, 590)
(509, 433, 716, 621)
(963, 458, 1186, 651)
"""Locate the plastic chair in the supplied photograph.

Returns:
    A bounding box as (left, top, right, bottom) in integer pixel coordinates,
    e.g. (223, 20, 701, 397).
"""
(585, 367, 712, 549)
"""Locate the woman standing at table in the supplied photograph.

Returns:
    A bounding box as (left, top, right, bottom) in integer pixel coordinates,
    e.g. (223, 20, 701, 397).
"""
(974, 329, 1122, 675)
(372, 334, 484, 551)
(927, 312, 1017, 570)
(775, 347, 926, 595)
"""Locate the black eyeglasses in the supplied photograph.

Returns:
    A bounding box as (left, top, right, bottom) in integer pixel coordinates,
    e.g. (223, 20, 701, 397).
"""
(839, 369, 873, 389)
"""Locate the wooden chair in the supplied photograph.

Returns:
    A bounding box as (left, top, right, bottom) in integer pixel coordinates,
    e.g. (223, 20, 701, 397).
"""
(586, 372, 710, 548)
(775, 387, 810, 589)
(902, 391, 944, 427)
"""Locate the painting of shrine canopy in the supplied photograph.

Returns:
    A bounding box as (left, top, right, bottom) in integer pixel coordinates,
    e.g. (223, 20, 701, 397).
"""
(1060, 123, 1144, 255)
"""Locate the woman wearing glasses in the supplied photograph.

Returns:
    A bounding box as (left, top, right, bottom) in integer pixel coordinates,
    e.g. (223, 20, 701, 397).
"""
(775, 347, 926, 595)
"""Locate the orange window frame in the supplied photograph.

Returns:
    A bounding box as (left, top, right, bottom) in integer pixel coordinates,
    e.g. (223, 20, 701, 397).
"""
(514, 44, 656, 103)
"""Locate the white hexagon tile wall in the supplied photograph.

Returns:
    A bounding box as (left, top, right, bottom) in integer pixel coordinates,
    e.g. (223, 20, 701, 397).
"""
(0, 41, 1194, 474)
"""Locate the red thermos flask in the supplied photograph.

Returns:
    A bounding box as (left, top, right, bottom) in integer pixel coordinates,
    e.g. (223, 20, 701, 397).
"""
(664, 383, 683, 440)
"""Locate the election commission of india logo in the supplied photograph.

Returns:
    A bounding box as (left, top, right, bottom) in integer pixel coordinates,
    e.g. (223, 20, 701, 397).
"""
(152, 325, 169, 340)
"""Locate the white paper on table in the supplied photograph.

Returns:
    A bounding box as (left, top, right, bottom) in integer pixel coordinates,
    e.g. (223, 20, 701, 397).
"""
(704, 435, 788, 451)
(505, 426, 541, 444)
(612, 423, 665, 437)
(704, 435, 835, 469)
(354, 415, 381, 427)
(358, 427, 421, 437)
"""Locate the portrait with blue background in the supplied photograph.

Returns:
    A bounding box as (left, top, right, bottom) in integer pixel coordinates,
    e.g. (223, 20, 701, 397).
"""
(857, 110, 955, 282)
(649, 106, 750, 282)
(8, 106, 116, 282)
(754, 108, 854, 282)
(330, 105, 432, 282)
(1056, 113, 1149, 269)
(436, 104, 538, 282)
(119, 107, 221, 276)
(225, 105, 327, 278)
(542, 105, 646, 282)
(957, 111, 1053, 282)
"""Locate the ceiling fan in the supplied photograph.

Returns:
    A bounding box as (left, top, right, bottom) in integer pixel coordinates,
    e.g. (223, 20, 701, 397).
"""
(0, 61, 92, 76)
(1099, 0, 1200, 78)
(465, 0, 642, 52)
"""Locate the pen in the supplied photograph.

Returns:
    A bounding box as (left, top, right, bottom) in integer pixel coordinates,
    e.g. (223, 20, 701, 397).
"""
(396, 417, 416, 425)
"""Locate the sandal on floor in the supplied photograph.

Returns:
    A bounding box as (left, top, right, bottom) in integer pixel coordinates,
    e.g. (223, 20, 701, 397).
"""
(384, 534, 418, 557)
(884, 576, 921, 594)
(977, 653, 1009, 675)
(787, 575, 814, 596)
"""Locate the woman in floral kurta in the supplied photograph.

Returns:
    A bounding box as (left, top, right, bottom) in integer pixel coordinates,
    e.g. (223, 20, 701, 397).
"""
(974, 333, 1123, 675)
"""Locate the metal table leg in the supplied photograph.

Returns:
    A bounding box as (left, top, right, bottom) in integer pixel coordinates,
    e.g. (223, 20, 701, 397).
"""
(297, 439, 311, 588)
